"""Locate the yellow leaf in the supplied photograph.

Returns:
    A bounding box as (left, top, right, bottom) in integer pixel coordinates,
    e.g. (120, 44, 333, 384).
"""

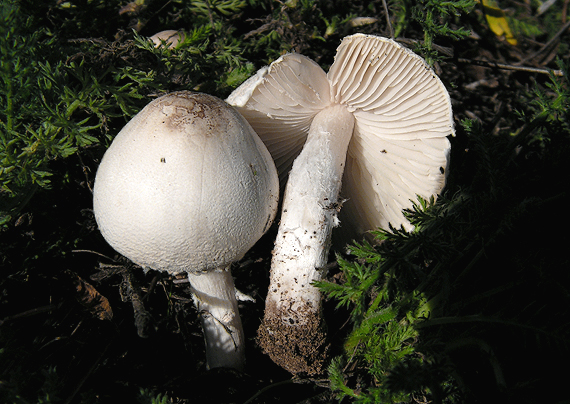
(479, 0, 518, 45)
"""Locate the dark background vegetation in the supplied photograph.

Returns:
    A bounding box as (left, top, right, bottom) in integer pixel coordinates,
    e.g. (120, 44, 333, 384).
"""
(1, 0, 569, 403)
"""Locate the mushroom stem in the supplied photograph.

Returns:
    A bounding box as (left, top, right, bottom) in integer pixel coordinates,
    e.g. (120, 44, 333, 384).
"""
(187, 268, 245, 370)
(258, 104, 355, 374)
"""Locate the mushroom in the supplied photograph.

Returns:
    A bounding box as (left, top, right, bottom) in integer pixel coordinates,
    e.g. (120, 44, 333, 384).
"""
(149, 30, 185, 49)
(227, 34, 454, 374)
(93, 91, 279, 370)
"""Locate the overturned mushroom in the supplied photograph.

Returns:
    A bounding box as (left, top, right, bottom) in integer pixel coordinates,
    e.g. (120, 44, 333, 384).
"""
(93, 91, 279, 370)
(228, 34, 454, 374)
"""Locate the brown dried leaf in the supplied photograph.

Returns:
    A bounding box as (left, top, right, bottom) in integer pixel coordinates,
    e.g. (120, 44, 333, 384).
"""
(72, 274, 113, 321)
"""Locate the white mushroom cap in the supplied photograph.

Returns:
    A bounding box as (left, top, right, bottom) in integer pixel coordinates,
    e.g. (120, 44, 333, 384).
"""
(149, 30, 185, 49)
(93, 91, 279, 274)
(227, 53, 331, 186)
(331, 35, 453, 234)
(229, 34, 454, 236)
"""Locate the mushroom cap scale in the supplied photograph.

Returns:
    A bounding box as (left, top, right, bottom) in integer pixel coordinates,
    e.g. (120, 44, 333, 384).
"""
(93, 91, 279, 274)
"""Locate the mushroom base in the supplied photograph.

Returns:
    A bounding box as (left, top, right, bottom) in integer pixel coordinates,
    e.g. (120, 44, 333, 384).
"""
(257, 300, 329, 375)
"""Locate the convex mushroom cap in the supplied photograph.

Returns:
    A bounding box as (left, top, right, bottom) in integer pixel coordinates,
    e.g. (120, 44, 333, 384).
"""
(94, 91, 278, 274)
